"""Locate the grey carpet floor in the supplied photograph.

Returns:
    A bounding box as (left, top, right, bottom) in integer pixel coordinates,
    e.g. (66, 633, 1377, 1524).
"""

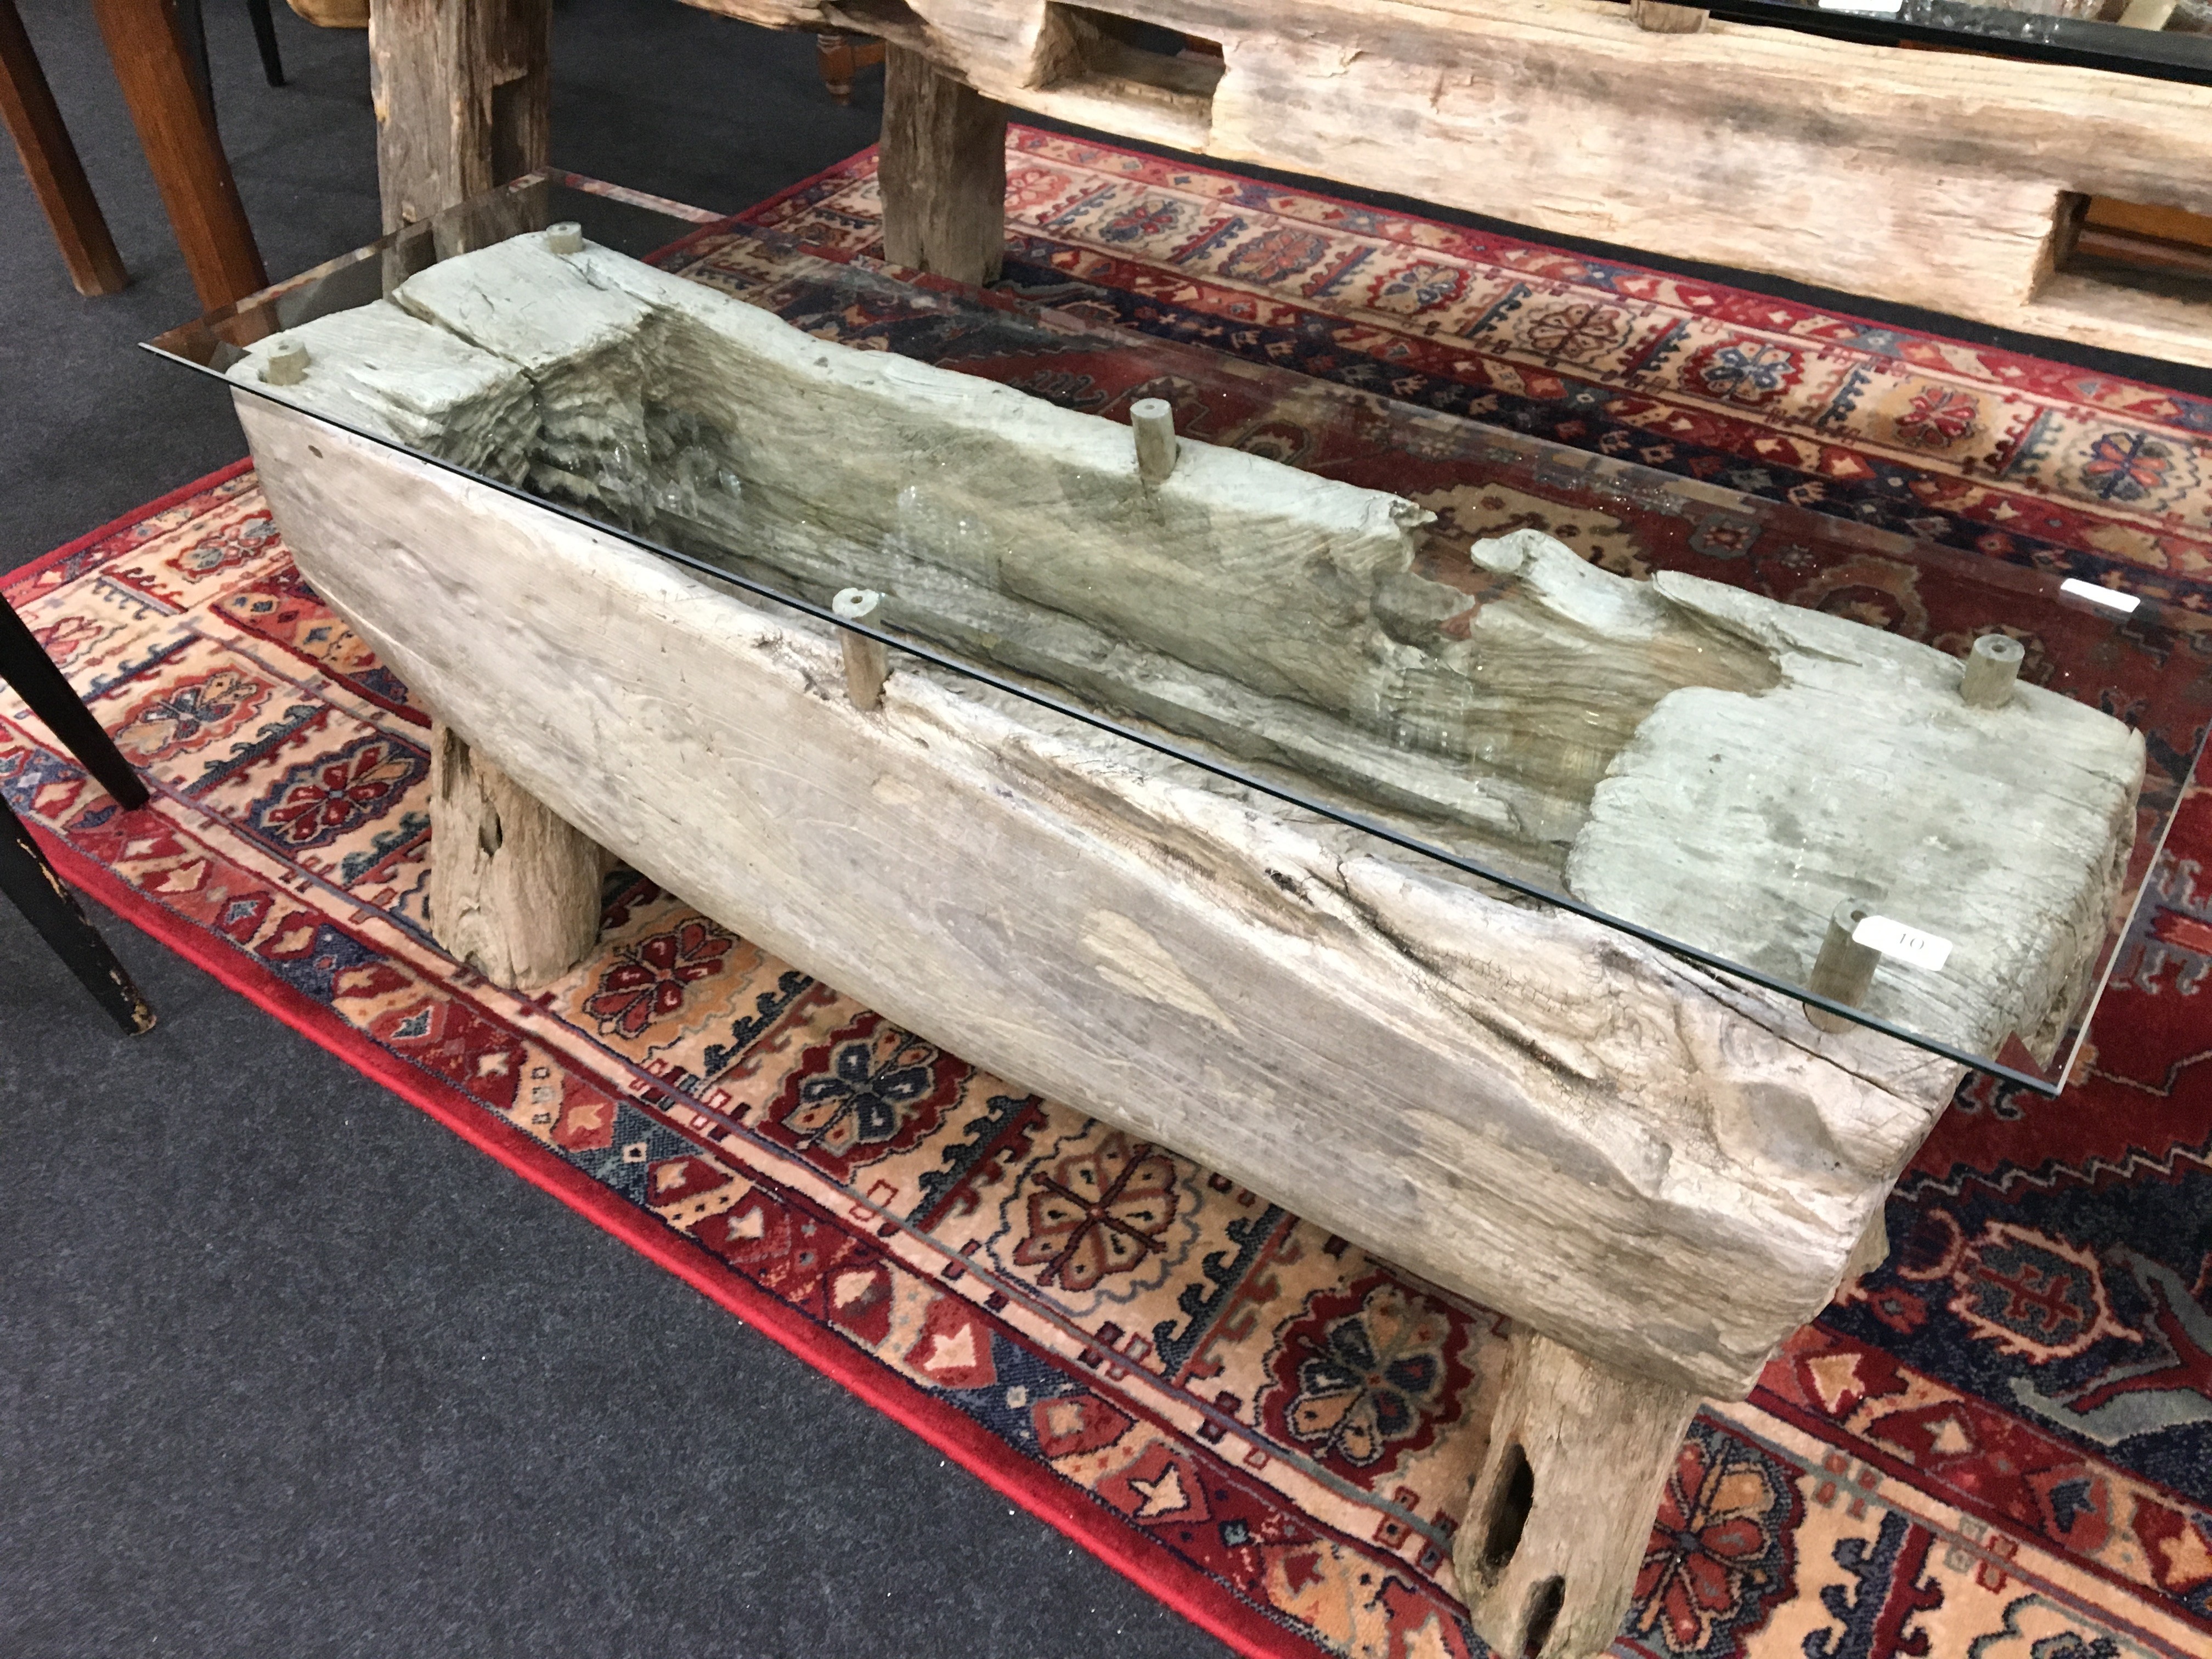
(5, 5, 2205, 1656)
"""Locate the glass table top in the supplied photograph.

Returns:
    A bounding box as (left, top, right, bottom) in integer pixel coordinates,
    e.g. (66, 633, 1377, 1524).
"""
(145, 173, 2212, 1094)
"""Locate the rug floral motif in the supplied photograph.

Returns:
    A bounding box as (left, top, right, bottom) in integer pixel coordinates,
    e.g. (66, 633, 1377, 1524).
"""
(747, 131, 2212, 603)
(8, 136, 2212, 1659)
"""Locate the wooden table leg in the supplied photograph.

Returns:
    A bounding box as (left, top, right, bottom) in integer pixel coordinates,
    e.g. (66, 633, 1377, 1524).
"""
(369, 0, 549, 234)
(0, 0, 128, 296)
(879, 44, 1006, 286)
(427, 723, 600, 989)
(816, 32, 856, 104)
(366, 0, 600, 990)
(1, 794, 156, 1035)
(88, 0, 266, 311)
(1455, 1330, 1703, 1659)
(815, 31, 884, 106)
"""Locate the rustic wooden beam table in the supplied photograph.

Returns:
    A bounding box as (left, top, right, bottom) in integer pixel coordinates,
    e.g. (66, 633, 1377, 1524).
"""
(685, 0, 2212, 366)
(312, 7, 2203, 1655)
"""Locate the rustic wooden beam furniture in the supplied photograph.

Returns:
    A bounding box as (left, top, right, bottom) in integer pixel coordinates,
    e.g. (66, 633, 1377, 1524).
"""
(159, 185, 2203, 1657)
(685, 0, 2212, 368)
(188, 5, 2206, 1654)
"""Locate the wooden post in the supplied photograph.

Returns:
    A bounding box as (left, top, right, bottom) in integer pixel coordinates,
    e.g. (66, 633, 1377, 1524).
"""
(878, 45, 1006, 286)
(87, 0, 266, 310)
(2117, 0, 2180, 26)
(370, 0, 599, 988)
(369, 0, 550, 234)
(428, 725, 601, 989)
(1, 0, 128, 296)
(1455, 1330, 1703, 1659)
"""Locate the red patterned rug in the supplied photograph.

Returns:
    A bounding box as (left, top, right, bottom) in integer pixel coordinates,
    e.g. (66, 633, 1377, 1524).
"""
(8, 132, 2212, 1658)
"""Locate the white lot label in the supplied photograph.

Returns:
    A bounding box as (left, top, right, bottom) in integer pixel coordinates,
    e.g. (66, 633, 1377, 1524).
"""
(1818, 0, 1905, 12)
(1853, 913, 1954, 973)
(2060, 578, 2141, 615)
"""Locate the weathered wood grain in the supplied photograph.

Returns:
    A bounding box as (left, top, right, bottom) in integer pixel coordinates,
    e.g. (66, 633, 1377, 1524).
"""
(1455, 1330, 1704, 1659)
(241, 234, 2141, 1069)
(679, 0, 2212, 365)
(233, 385, 1970, 1397)
(879, 43, 1008, 284)
(427, 723, 603, 988)
(369, 0, 549, 236)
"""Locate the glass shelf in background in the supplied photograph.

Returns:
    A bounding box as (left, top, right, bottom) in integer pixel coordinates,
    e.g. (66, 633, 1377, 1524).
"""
(146, 173, 2212, 1094)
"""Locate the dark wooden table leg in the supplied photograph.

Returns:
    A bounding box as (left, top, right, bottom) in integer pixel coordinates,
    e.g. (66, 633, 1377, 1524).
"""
(0, 0, 129, 296)
(815, 32, 883, 106)
(817, 32, 857, 104)
(88, 0, 267, 311)
(0, 601, 148, 811)
(879, 45, 1006, 286)
(1, 794, 156, 1034)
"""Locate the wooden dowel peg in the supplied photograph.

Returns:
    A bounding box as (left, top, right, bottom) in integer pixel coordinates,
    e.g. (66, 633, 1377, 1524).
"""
(1805, 898, 1881, 1034)
(1630, 0, 1709, 32)
(1959, 633, 2023, 709)
(262, 335, 309, 385)
(1131, 397, 1178, 485)
(2117, 0, 2180, 29)
(545, 219, 582, 255)
(832, 586, 890, 711)
(879, 46, 1007, 286)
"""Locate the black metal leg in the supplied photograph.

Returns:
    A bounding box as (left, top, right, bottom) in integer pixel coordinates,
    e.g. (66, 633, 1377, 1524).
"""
(245, 0, 284, 88)
(0, 600, 148, 810)
(0, 793, 156, 1035)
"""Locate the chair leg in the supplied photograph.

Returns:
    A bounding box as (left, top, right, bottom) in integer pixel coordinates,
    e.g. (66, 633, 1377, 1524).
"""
(88, 0, 267, 312)
(246, 0, 284, 87)
(817, 33, 857, 105)
(0, 0, 128, 296)
(0, 601, 149, 811)
(173, 0, 213, 123)
(0, 794, 156, 1035)
(815, 31, 883, 106)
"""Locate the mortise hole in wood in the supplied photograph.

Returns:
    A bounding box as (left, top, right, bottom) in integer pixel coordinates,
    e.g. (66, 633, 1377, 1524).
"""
(1035, 5, 1225, 122)
(2051, 190, 2212, 303)
(489, 77, 535, 190)
(1520, 1574, 1566, 1657)
(1480, 1442, 1535, 1577)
